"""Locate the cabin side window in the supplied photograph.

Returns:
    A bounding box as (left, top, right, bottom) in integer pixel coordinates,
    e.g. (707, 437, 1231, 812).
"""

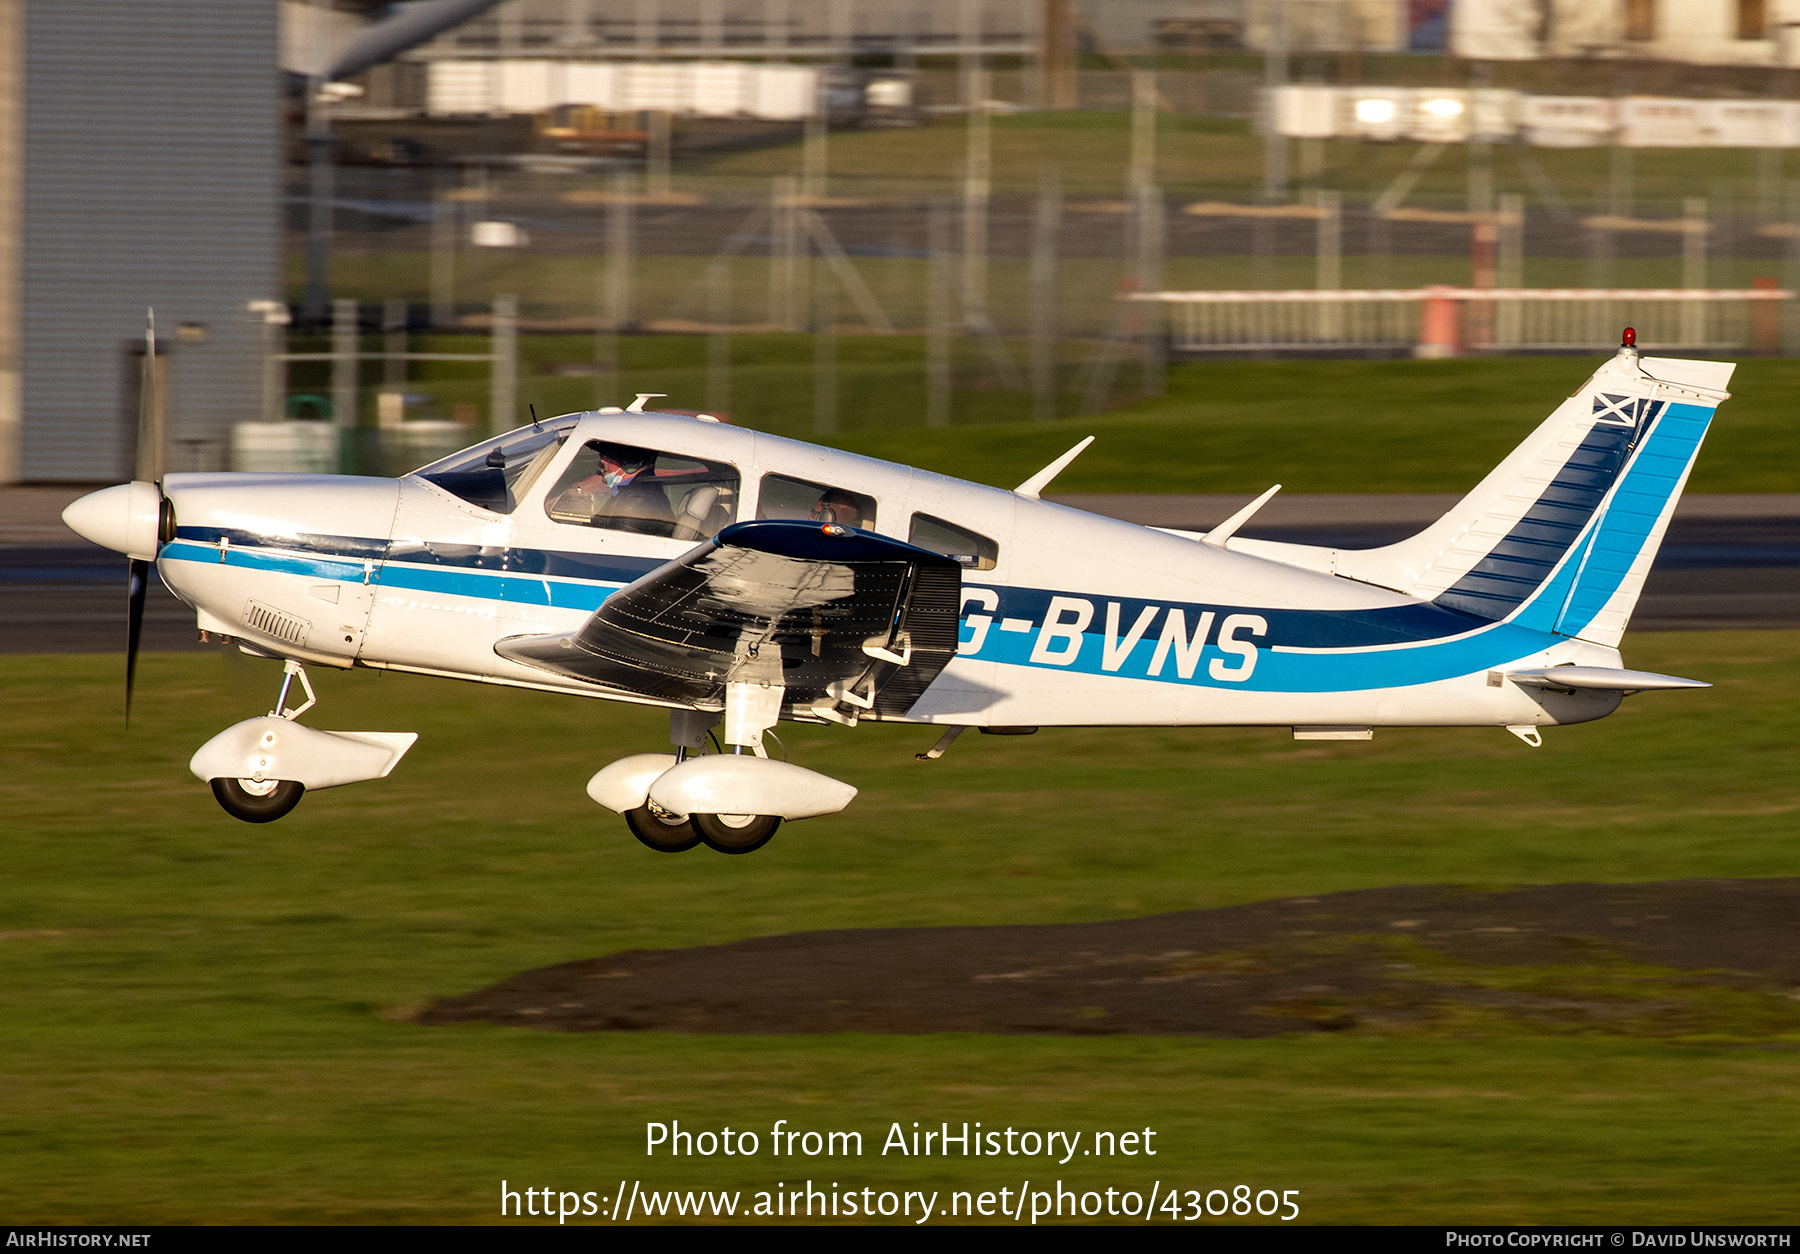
(756, 473, 878, 530)
(543, 440, 739, 540)
(908, 513, 999, 570)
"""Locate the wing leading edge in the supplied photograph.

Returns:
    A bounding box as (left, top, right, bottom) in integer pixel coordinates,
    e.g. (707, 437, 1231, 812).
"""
(495, 519, 964, 721)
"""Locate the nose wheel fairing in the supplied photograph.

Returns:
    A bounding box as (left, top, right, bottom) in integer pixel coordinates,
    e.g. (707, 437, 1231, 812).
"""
(190, 661, 419, 824)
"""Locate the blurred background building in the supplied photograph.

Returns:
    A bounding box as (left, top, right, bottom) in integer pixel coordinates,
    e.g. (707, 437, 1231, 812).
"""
(0, 0, 281, 484)
(1453, 0, 1800, 65)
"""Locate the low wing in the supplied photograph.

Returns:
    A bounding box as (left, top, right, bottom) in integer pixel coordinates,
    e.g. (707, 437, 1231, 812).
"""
(495, 520, 964, 720)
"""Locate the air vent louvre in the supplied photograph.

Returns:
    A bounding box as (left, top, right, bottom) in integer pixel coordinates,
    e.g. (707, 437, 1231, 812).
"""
(243, 600, 310, 647)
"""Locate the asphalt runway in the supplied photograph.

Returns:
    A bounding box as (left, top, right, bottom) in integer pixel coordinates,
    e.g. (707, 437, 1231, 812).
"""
(6, 499, 1798, 653)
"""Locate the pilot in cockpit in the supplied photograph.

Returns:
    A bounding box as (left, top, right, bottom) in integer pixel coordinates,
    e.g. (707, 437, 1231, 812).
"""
(554, 447, 673, 534)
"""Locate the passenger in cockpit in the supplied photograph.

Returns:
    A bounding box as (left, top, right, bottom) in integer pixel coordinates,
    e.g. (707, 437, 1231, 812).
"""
(810, 489, 864, 529)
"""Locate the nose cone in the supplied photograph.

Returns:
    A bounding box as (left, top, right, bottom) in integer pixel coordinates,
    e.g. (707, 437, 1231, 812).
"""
(62, 482, 162, 559)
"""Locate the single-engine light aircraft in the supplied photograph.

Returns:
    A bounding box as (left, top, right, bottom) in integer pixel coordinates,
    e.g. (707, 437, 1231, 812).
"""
(64, 334, 1723, 854)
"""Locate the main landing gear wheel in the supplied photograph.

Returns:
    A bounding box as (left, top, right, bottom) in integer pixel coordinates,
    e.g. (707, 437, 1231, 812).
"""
(694, 812, 781, 855)
(211, 777, 305, 824)
(624, 805, 703, 853)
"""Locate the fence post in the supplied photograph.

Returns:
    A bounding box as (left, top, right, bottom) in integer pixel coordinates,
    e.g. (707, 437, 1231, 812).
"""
(802, 106, 828, 200)
(926, 198, 952, 428)
(253, 302, 289, 425)
(1369, 185, 1391, 291)
(1030, 167, 1061, 421)
(383, 298, 407, 388)
(646, 110, 672, 198)
(770, 175, 800, 331)
(961, 67, 992, 330)
(1784, 181, 1800, 356)
(1469, 217, 1497, 349)
(490, 293, 517, 432)
(1497, 193, 1525, 347)
(707, 255, 731, 416)
(1682, 196, 1707, 346)
(1260, 0, 1288, 203)
(813, 259, 837, 435)
(597, 172, 634, 407)
(429, 179, 456, 329)
(1129, 68, 1156, 196)
(1135, 183, 1165, 397)
(1314, 189, 1342, 342)
(331, 298, 358, 431)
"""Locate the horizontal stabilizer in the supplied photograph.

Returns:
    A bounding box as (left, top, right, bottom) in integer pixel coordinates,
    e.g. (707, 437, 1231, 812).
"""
(1504, 666, 1709, 692)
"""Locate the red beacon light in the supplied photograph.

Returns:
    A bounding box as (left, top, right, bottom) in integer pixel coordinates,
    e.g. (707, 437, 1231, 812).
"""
(1622, 327, 1637, 348)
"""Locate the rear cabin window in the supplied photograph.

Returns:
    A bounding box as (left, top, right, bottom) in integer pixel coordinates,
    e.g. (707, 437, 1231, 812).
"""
(757, 474, 877, 530)
(909, 513, 999, 570)
(543, 440, 739, 540)
(415, 418, 578, 514)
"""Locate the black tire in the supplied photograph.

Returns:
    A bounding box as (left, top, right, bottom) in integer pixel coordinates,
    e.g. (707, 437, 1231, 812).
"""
(624, 805, 702, 853)
(211, 777, 304, 824)
(694, 812, 781, 855)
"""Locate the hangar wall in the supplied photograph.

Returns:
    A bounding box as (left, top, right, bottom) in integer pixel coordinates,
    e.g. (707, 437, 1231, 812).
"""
(4, 0, 281, 483)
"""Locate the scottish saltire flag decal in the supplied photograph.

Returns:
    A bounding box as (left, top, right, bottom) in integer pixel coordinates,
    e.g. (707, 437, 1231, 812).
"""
(1592, 392, 1666, 444)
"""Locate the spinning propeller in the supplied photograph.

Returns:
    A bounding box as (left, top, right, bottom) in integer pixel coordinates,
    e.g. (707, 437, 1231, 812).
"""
(126, 310, 167, 726)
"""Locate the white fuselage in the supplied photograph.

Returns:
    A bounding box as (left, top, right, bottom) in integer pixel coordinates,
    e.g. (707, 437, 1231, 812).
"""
(154, 412, 1620, 732)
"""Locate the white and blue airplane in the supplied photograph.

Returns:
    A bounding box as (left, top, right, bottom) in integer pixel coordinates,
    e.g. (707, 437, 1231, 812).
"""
(62, 334, 1723, 854)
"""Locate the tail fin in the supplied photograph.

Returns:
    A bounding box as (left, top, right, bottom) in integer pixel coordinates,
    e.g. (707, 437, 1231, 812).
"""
(1333, 351, 1734, 647)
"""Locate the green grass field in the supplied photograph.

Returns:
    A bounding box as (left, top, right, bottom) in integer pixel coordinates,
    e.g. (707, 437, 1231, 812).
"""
(4, 631, 1799, 1223)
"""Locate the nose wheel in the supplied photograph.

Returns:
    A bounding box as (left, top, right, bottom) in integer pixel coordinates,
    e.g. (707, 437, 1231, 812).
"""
(211, 777, 305, 823)
(208, 661, 314, 824)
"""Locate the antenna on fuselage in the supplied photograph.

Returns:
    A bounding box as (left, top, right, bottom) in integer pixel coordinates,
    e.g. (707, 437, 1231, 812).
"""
(626, 392, 666, 413)
(1014, 436, 1094, 500)
(1202, 484, 1282, 547)
(529, 403, 541, 431)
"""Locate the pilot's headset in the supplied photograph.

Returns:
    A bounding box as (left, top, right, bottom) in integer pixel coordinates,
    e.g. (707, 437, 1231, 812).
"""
(811, 491, 860, 527)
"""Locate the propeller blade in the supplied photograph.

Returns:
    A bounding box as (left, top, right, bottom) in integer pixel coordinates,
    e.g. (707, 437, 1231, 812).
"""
(135, 309, 165, 485)
(126, 557, 148, 727)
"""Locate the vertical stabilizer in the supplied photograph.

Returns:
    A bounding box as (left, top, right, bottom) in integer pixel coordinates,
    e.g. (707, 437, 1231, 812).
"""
(1332, 352, 1733, 647)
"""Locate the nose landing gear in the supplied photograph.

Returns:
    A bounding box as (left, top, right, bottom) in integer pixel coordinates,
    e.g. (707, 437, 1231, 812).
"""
(189, 660, 418, 823)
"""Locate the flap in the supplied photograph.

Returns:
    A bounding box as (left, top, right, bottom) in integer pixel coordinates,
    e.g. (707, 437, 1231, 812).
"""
(496, 520, 964, 718)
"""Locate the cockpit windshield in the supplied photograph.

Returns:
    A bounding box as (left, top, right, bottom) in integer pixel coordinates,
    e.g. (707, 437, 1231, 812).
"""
(413, 417, 581, 514)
